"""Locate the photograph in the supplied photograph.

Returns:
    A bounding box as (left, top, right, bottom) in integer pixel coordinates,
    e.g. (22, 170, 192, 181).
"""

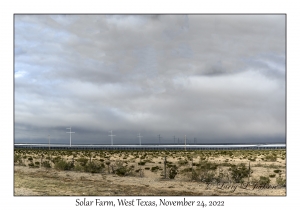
(14, 14, 286, 197)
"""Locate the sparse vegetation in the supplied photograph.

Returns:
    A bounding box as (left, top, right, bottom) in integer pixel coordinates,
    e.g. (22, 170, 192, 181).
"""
(54, 160, 74, 171)
(14, 148, 286, 195)
(167, 164, 178, 179)
(84, 161, 105, 173)
(229, 163, 251, 183)
(41, 161, 51, 168)
(276, 177, 286, 187)
(111, 160, 133, 176)
(258, 176, 271, 185)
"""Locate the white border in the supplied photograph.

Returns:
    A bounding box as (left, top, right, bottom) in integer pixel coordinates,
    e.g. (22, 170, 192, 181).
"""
(2, 0, 298, 209)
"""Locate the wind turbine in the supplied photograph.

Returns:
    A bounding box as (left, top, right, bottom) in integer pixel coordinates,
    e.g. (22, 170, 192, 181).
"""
(137, 133, 143, 145)
(66, 127, 75, 147)
(108, 130, 116, 145)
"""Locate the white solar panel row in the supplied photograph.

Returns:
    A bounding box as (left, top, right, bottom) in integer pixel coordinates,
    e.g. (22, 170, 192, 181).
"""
(14, 143, 286, 150)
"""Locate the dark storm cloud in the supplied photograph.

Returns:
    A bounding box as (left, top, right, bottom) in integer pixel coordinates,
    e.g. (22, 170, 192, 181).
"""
(14, 14, 285, 144)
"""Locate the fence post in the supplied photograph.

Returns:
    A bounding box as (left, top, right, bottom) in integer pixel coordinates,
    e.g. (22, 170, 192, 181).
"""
(164, 156, 167, 179)
(248, 162, 251, 182)
(191, 158, 194, 181)
(139, 156, 142, 177)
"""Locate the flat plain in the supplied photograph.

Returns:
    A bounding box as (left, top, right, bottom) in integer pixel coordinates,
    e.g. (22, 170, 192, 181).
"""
(14, 149, 286, 196)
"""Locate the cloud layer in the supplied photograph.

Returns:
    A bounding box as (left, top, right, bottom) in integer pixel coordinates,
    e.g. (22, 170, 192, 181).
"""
(14, 15, 286, 144)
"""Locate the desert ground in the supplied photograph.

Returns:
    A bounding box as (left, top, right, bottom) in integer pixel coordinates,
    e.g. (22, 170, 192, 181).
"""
(14, 149, 286, 196)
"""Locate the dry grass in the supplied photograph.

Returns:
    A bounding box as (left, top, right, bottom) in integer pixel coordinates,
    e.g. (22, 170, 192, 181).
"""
(14, 149, 286, 196)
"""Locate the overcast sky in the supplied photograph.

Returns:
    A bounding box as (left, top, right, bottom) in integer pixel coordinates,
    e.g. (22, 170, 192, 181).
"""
(14, 14, 286, 145)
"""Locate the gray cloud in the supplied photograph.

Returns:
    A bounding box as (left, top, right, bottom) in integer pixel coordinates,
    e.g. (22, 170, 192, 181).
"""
(14, 14, 286, 144)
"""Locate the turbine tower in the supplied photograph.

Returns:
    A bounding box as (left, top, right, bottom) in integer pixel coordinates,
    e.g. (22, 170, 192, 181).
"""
(137, 133, 143, 145)
(66, 127, 75, 147)
(108, 130, 116, 145)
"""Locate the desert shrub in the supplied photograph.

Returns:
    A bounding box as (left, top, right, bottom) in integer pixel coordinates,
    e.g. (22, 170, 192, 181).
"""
(187, 156, 193, 161)
(198, 161, 218, 170)
(269, 174, 276, 178)
(256, 176, 271, 185)
(151, 166, 160, 172)
(34, 161, 40, 166)
(28, 157, 33, 161)
(136, 168, 144, 177)
(115, 166, 132, 176)
(111, 161, 133, 176)
(74, 164, 84, 172)
(138, 161, 146, 166)
(76, 157, 89, 166)
(14, 154, 24, 165)
(264, 155, 277, 162)
(181, 167, 193, 173)
(177, 159, 188, 166)
(54, 160, 74, 171)
(84, 161, 105, 173)
(28, 162, 35, 168)
(41, 161, 51, 168)
(190, 169, 199, 181)
(167, 165, 178, 179)
(145, 167, 150, 170)
(14, 154, 21, 162)
(274, 169, 282, 173)
(276, 177, 286, 187)
(52, 156, 62, 164)
(229, 163, 251, 183)
(191, 169, 217, 182)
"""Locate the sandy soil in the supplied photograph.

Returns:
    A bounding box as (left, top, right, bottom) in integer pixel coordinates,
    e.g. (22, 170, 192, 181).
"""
(14, 166, 286, 196)
(14, 149, 286, 196)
